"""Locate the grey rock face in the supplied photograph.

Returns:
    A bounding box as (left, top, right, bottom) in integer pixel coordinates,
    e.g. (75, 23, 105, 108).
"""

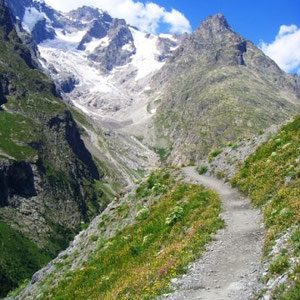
(77, 19, 109, 50)
(89, 20, 135, 71)
(59, 75, 78, 94)
(67, 5, 109, 23)
(8, 1, 137, 72)
(6, 0, 56, 43)
(0, 111, 101, 252)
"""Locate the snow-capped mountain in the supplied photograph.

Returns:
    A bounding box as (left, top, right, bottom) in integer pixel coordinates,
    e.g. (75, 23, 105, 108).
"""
(6, 0, 299, 163)
(7, 0, 180, 127)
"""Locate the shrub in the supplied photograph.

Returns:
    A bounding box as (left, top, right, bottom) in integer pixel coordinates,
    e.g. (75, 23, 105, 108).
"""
(136, 207, 150, 221)
(269, 255, 290, 275)
(216, 171, 225, 179)
(80, 222, 89, 230)
(208, 149, 222, 162)
(197, 166, 208, 175)
(165, 206, 184, 225)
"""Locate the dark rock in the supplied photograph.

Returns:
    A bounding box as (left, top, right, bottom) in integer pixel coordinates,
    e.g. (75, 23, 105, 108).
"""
(77, 20, 108, 51)
(89, 20, 135, 71)
(0, 161, 37, 207)
(0, 0, 14, 38)
(60, 75, 78, 93)
(31, 18, 55, 44)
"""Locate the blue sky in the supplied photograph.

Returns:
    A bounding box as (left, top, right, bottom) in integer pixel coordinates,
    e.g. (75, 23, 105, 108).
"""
(45, 0, 300, 73)
(147, 0, 300, 44)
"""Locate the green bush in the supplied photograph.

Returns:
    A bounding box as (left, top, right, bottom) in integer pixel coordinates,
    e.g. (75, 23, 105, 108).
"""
(136, 170, 172, 198)
(269, 255, 290, 275)
(216, 171, 225, 179)
(136, 207, 150, 221)
(165, 206, 184, 225)
(208, 149, 222, 162)
(197, 166, 208, 175)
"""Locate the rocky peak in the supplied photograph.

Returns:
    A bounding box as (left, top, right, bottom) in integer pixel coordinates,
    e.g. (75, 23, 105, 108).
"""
(194, 13, 233, 41)
(203, 13, 231, 30)
(67, 6, 110, 23)
(169, 13, 246, 67)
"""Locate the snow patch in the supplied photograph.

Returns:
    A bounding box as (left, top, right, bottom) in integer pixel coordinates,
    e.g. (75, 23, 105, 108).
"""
(130, 29, 164, 81)
(159, 33, 178, 42)
(85, 36, 110, 53)
(41, 29, 87, 51)
(122, 42, 134, 52)
(170, 45, 180, 51)
(22, 7, 46, 32)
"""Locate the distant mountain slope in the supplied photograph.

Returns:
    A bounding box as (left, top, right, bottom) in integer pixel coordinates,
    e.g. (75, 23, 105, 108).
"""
(7, 2, 298, 169)
(152, 14, 300, 164)
(5, 0, 178, 127)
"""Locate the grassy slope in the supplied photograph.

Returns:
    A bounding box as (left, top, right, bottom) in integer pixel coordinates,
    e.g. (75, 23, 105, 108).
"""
(232, 115, 300, 299)
(31, 170, 224, 300)
(155, 66, 299, 164)
(0, 19, 66, 161)
(0, 222, 50, 297)
(0, 112, 38, 160)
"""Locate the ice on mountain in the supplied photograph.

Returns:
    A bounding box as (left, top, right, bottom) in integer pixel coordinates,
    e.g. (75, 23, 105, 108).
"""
(130, 28, 164, 81)
(85, 36, 110, 53)
(22, 7, 46, 32)
(159, 33, 178, 42)
(41, 29, 87, 51)
(122, 42, 134, 52)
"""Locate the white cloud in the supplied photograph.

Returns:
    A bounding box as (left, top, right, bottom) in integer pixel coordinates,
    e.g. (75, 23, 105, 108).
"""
(43, 0, 192, 34)
(260, 24, 300, 74)
(163, 9, 191, 34)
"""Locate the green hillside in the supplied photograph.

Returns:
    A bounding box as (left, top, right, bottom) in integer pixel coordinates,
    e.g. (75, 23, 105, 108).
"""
(14, 170, 223, 299)
(232, 115, 300, 298)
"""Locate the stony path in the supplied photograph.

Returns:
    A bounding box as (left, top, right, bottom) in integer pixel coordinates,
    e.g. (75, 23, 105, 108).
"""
(161, 167, 264, 300)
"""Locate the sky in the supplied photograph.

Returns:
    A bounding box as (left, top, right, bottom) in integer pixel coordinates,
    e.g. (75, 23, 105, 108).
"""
(44, 0, 300, 74)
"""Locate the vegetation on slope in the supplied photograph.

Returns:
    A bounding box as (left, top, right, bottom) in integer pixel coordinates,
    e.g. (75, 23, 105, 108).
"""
(0, 0, 105, 295)
(0, 222, 50, 297)
(232, 115, 300, 298)
(30, 170, 223, 300)
(0, 112, 38, 160)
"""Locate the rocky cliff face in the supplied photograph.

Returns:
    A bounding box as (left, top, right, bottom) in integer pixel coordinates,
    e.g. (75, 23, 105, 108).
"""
(0, 0, 106, 295)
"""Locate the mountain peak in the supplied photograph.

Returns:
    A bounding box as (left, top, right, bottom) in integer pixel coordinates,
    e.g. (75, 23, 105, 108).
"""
(198, 13, 231, 33)
(188, 13, 234, 45)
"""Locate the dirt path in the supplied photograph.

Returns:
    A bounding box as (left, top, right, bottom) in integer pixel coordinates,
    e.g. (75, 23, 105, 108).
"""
(162, 167, 264, 300)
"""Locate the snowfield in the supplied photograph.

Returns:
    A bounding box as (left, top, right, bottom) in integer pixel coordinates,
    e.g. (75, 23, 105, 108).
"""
(27, 7, 180, 128)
